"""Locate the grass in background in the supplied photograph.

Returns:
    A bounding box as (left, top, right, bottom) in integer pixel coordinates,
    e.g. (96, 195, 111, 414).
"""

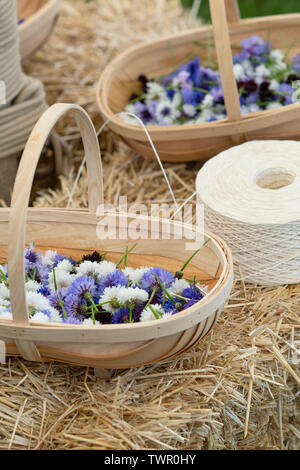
(181, 0, 300, 22)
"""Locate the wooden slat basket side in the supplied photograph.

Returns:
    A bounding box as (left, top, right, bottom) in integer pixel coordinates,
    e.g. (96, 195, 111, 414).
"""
(0, 103, 233, 368)
(96, 0, 300, 162)
(18, 0, 61, 61)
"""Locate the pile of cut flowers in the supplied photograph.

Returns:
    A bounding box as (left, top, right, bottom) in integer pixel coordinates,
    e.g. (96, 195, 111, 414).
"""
(0, 244, 208, 325)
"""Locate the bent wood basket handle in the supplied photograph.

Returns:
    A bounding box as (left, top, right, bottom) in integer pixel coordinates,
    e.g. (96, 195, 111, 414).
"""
(225, 0, 240, 24)
(209, 0, 241, 123)
(8, 103, 103, 361)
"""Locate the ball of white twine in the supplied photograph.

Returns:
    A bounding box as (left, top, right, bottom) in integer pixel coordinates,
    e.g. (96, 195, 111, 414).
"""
(196, 140, 300, 285)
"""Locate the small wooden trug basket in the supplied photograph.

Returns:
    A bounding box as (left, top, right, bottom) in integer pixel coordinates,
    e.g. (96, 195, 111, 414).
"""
(0, 104, 233, 370)
(97, 0, 300, 162)
(18, 0, 61, 61)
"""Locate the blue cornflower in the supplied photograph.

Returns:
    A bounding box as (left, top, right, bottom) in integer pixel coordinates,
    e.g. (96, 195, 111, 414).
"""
(99, 270, 128, 294)
(185, 56, 201, 87)
(181, 87, 204, 106)
(141, 267, 174, 290)
(111, 307, 130, 324)
(182, 284, 203, 302)
(25, 244, 40, 268)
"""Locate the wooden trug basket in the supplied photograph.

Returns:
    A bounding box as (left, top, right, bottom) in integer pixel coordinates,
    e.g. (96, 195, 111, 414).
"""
(18, 0, 61, 61)
(97, 0, 300, 162)
(0, 103, 233, 369)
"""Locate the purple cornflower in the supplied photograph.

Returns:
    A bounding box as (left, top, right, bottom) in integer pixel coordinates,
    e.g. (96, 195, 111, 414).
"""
(65, 276, 97, 318)
(25, 245, 40, 268)
(278, 83, 295, 104)
(242, 35, 270, 58)
(99, 270, 128, 294)
(37, 286, 51, 297)
(134, 101, 153, 124)
(141, 267, 174, 290)
(63, 316, 82, 325)
(48, 287, 69, 311)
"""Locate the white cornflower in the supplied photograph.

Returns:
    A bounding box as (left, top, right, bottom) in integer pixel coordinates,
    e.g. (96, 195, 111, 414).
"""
(41, 250, 57, 268)
(202, 94, 214, 108)
(25, 280, 41, 292)
(97, 261, 117, 278)
(140, 304, 166, 322)
(26, 291, 50, 312)
(270, 49, 284, 61)
(48, 308, 63, 324)
(233, 63, 244, 80)
(48, 270, 75, 292)
(241, 60, 255, 77)
(0, 306, 12, 320)
(99, 286, 148, 313)
(82, 318, 101, 326)
(270, 61, 287, 73)
(30, 311, 50, 323)
(255, 64, 270, 79)
(168, 279, 190, 295)
(56, 259, 74, 273)
(123, 266, 149, 284)
(266, 102, 283, 110)
(0, 283, 10, 300)
(195, 108, 214, 123)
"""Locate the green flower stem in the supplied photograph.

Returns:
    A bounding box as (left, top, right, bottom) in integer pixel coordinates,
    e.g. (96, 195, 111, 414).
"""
(179, 237, 211, 273)
(116, 243, 137, 268)
(153, 274, 176, 305)
(128, 304, 133, 323)
(32, 267, 37, 281)
(0, 269, 8, 285)
(91, 305, 95, 325)
(52, 268, 57, 291)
